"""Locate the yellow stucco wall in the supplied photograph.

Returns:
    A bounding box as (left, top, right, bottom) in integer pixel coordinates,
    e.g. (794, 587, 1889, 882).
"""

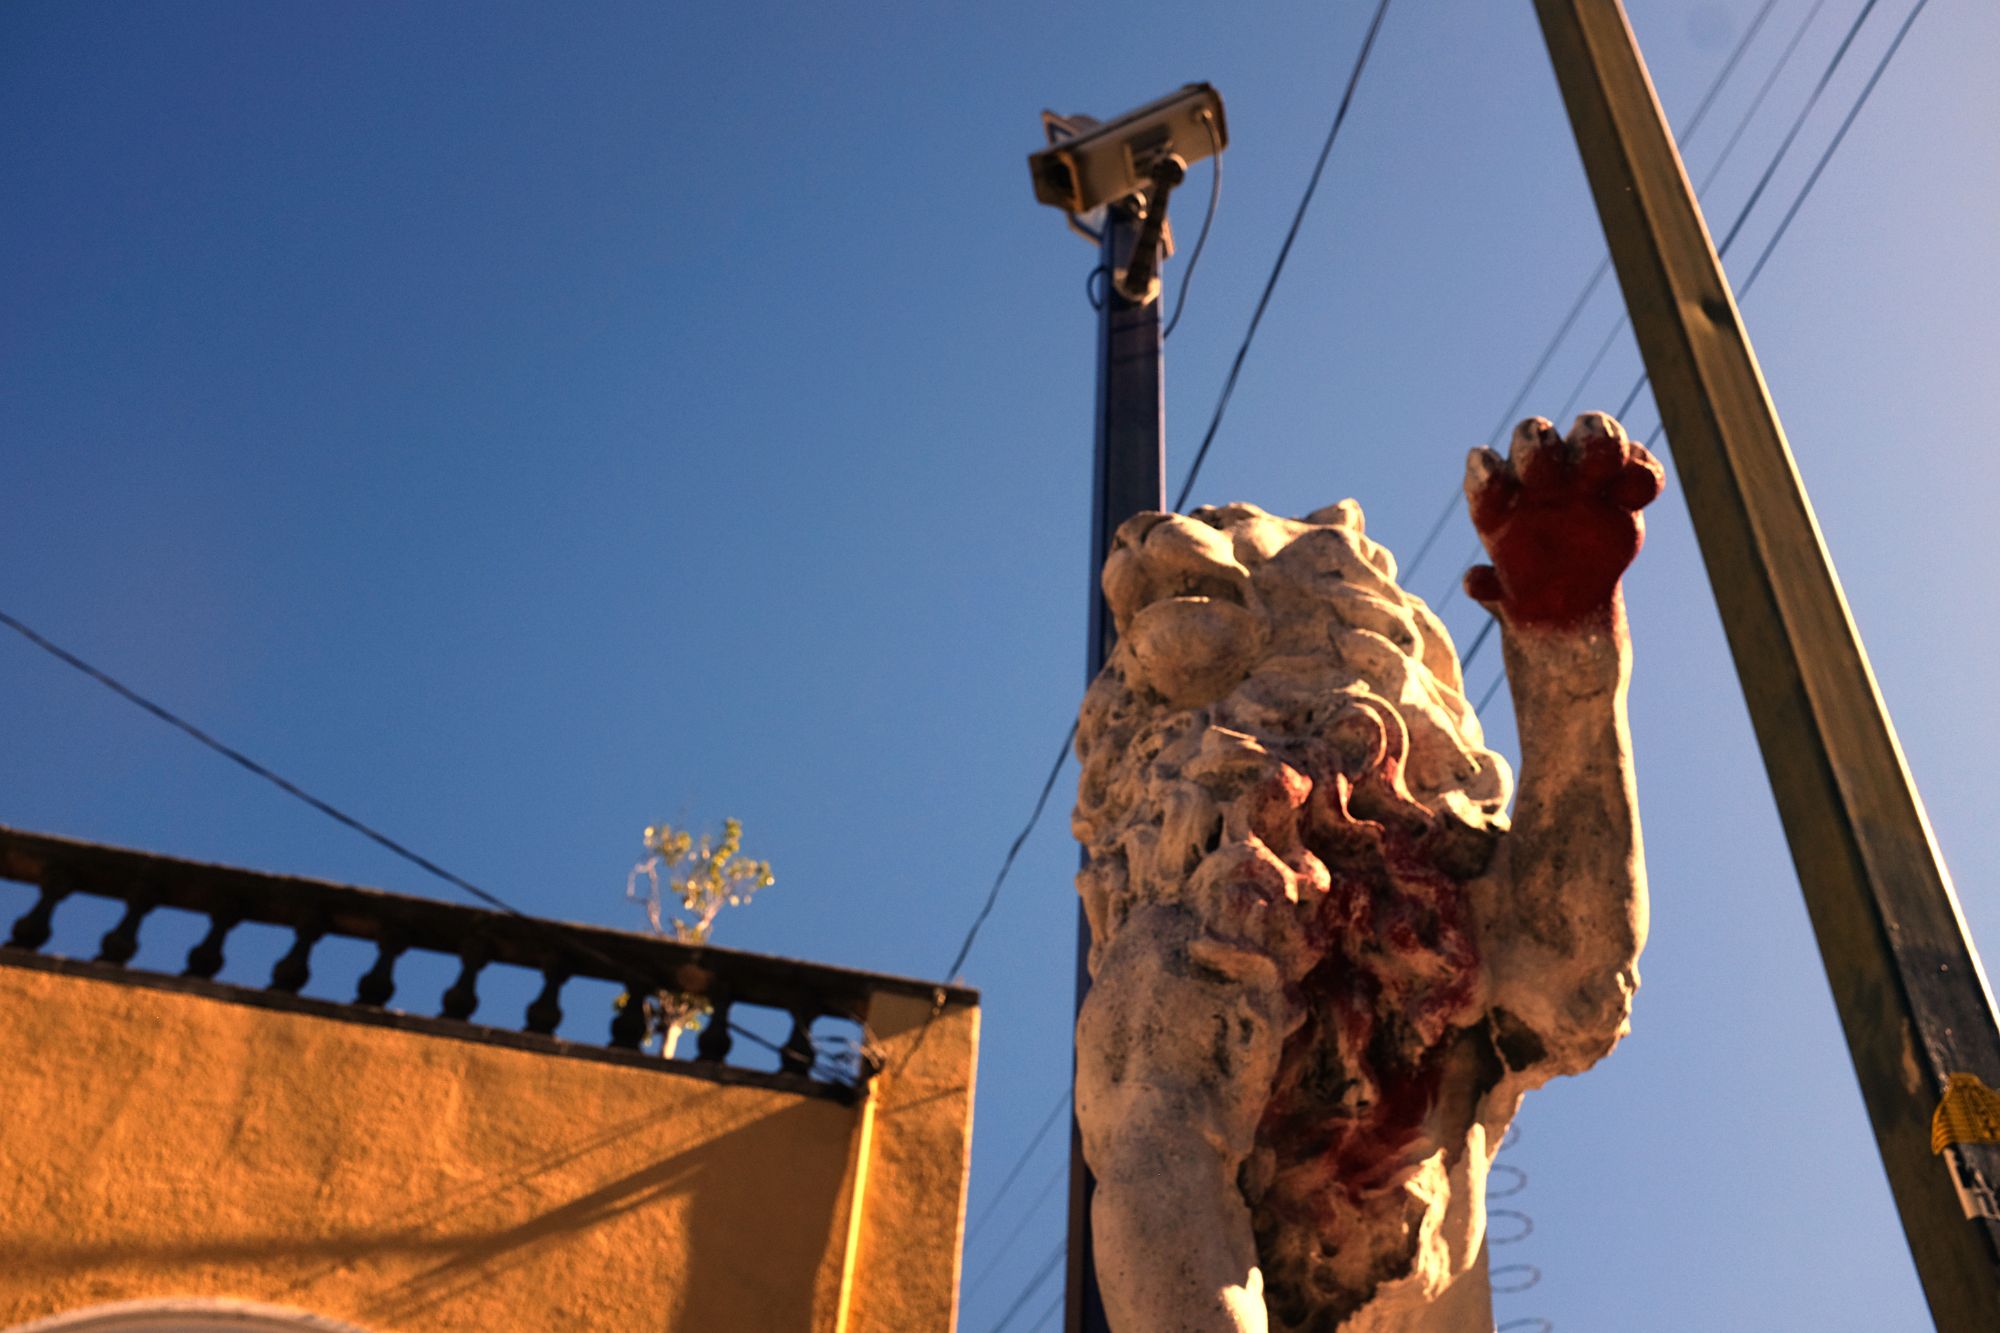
(0, 960, 976, 1332)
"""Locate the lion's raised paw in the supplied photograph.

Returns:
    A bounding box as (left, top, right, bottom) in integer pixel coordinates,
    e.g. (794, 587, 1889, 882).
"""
(1462, 413, 1664, 627)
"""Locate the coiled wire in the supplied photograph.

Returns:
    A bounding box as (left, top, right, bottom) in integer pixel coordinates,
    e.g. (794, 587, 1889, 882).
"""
(1491, 1119, 1547, 1326)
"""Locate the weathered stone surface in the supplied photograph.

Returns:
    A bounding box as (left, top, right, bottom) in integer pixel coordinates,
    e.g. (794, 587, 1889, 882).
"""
(1073, 413, 1663, 1331)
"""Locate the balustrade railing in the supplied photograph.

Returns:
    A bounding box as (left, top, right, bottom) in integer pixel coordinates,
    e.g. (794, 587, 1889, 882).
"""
(0, 825, 967, 1098)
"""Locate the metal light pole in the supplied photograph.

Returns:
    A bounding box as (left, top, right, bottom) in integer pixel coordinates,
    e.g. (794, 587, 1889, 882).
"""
(1029, 88, 1220, 1333)
(1065, 200, 1164, 1333)
(1534, 2, 2000, 1325)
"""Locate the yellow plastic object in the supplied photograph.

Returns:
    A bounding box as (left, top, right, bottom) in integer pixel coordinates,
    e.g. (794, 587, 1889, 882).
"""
(1931, 1072, 2000, 1153)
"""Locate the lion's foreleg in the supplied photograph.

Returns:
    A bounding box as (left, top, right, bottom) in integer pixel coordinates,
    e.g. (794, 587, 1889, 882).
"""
(1076, 905, 1288, 1333)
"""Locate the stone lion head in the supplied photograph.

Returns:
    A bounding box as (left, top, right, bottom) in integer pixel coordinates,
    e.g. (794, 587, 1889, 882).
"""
(1077, 499, 1510, 861)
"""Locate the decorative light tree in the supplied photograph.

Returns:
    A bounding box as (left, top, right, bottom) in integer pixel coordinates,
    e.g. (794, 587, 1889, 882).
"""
(624, 818, 775, 1056)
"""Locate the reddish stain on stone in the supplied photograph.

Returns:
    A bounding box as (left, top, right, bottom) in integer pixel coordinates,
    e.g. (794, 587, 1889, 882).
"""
(1255, 760, 1482, 1240)
(1467, 418, 1664, 628)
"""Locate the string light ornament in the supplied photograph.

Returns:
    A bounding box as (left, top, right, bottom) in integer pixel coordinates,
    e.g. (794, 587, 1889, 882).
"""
(623, 818, 776, 1054)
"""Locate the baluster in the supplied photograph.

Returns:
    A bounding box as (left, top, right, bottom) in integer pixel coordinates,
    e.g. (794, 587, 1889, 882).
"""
(269, 920, 324, 994)
(695, 993, 733, 1063)
(857, 1035, 885, 1083)
(184, 912, 238, 979)
(525, 969, 567, 1034)
(7, 882, 71, 952)
(780, 1009, 816, 1077)
(440, 946, 488, 1021)
(96, 893, 156, 966)
(609, 981, 649, 1050)
(354, 933, 406, 1007)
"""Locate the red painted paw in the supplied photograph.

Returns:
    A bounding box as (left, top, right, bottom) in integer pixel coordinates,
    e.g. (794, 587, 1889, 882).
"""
(1462, 413, 1664, 628)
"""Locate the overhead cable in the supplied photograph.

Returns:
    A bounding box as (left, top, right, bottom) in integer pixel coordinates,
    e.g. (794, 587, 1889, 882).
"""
(1740, 0, 1931, 294)
(941, 722, 1076, 981)
(1547, 0, 1831, 432)
(0, 608, 519, 918)
(1172, 0, 1393, 510)
(1467, 0, 1933, 712)
(0, 607, 854, 1081)
(1613, 0, 1889, 421)
(963, 1157, 1069, 1300)
(1161, 110, 1224, 341)
(968, 1088, 1072, 1241)
(1401, 0, 1789, 586)
(983, 1239, 1068, 1333)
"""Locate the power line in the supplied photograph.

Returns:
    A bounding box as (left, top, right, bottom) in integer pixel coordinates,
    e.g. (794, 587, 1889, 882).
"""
(941, 722, 1075, 981)
(1740, 0, 1931, 295)
(1397, 256, 1612, 583)
(1440, 0, 1909, 614)
(0, 608, 519, 918)
(968, 1087, 1070, 1240)
(1624, 0, 1928, 453)
(964, 1157, 1068, 1300)
(1547, 0, 1830, 432)
(1717, 0, 1881, 260)
(1422, 0, 1831, 607)
(1613, 0, 1888, 422)
(1458, 617, 1497, 676)
(1461, 0, 1931, 719)
(1477, 666, 1507, 716)
(1161, 110, 1223, 341)
(1398, 0, 1782, 583)
(1426, 0, 1811, 614)
(1172, 0, 1392, 511)
(983, 1239, 1067, 1333)
(0, 606, 858, 1081)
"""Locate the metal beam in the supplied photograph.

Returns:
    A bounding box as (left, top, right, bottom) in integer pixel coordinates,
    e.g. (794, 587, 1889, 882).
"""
(1532, 2, 2000, 1325)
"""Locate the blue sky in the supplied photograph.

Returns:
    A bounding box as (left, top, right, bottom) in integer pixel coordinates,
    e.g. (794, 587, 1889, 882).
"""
(4, 2, 1997, 1328)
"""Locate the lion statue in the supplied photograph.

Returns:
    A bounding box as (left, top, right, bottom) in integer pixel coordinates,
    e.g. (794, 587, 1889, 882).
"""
(1072, 413, 1664, 1332)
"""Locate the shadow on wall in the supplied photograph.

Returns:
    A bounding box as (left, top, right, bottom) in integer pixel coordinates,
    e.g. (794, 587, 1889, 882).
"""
(8, 1094, 858, 1332)
(359, 1095, 857, 1329)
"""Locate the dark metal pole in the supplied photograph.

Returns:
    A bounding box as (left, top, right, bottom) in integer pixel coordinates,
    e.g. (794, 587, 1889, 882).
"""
(1067, 202, 1164, 1333)
(1533, 2, 2000, 1325)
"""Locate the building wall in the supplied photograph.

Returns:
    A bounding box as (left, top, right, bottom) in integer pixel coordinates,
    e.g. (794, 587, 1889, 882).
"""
(0, 961, 976, 1332)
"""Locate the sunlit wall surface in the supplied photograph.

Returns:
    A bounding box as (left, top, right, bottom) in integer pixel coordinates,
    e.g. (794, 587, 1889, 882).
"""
(0, 959, 976, 1332)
